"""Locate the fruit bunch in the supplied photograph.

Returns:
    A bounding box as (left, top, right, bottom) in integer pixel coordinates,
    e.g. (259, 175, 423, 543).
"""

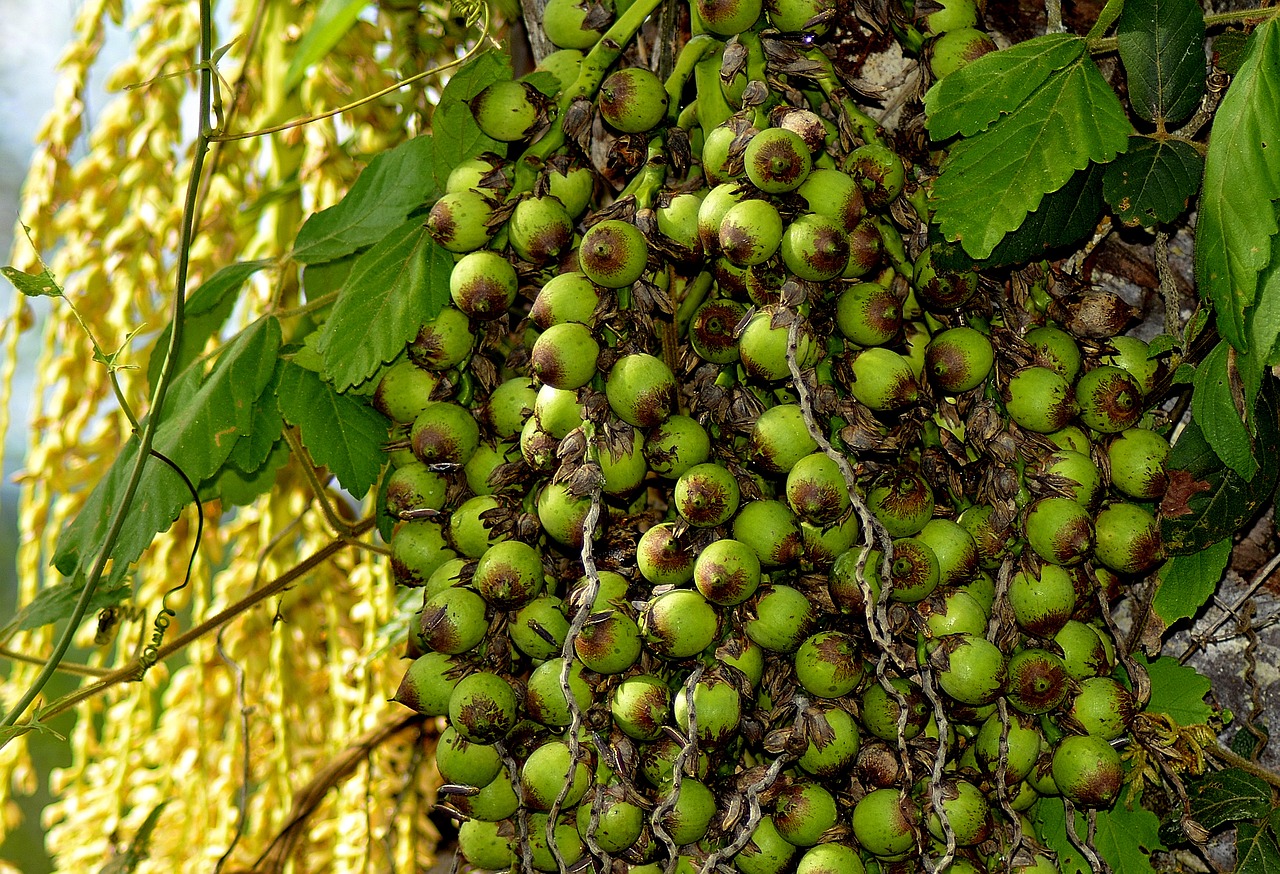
(376, 2, 1176, 871)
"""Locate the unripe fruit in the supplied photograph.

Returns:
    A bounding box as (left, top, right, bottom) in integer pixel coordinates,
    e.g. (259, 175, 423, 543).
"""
(448, 494, 508, 559)
(411, 402, 480, 466)
(867, 468, 935, 537)
(773, 782, 839, 847)
(446, 153, 507, 194)
(798, 168, 867, 232)
(395, 651, 465, 716)
(1076, 365, 1144, 433)
(470, 80, 541, 142)
(639, 735, 711, 786)
(845, 143, 906, 209)
(733, 499, 805, 567)
(802, 513, 861, 568)
(521, 741, 591, 810)
(606, 352, 677, 426)
(451, 250, 518, 320)
(923, 588, 989, 638)
(391, 519, 456, 587)
(637, 521, 695, 584)
(926, 326, 994, 393)
(861, 677, 929, 741)
(449, 671, 518, 743)
(1008, 563, 1078, 636)
(420, 586, 489, 654)
(373, 360, 440, 424)
(1025, 324, 1083, 382)
(917, 518, 980, 588)
(957, 503, 1014, 570)
(531, 272, 603, 329)
(851, 347, 920, 410)
(384, 462, 447, 519)
(611, 674, 671, 740)
(485, 377, 535, 439)
(657, 191, 705, 255)
(1005, 366, 1078, 433)
(975, 710, 1043, 782)
(696, 0, 764, 35)
(1102, 334, 1160, 395)
(536, 481, 594, 547)
(530, 322, 599, 389)
(645, 414, 711, 478)
(525, 657, 590, 727)
(1005, 648, 1070, 714)
(640, 589, 719, 658)
(1107, 428, 1170, 500)
(658, 777, 717, 843)
(744, 128, 813, 193)
(921, 0, 979, 33)
(1024, 496, 1095, 567)
(579, 219, 649, 287)
(1054, 619, 1110, 680)
(599, 67, 669, 133)
(698, 182, 747, 255)
(533, 384, 583, 438)
(749, 403, 818, 473)
(457, 819, 516, 871)
(734, 816, 798, 874)
(930, 27, 998, 77)
(574, 609, 642, 673)
(836, 281, 903, 346)
(798, 706, 861, 776)
(577, 790, 644, 853)
(936, 633, 1007, 706)
(436, 725, 503, 788)
(450, 769, 519, 822)
(739, 308, 821, 381)
(926, 779, 992, 846)
(794, 630, 862, 697)
(719, 199, 785, 266)
(694, 537, 762, 605)
(796, 844, 866, 874)
(1093, 501, 1163, 574)
(527, 813, 584, 871)
(745, 584, 816, 652)
(886, 537, 941, 602)
(766, 0, 835, 31)
(689, 298, 747, 364)
(1039, 448, 1104, 509)
(426, 188, 496, 253)
(1052, 734, 1123, 808)
(852, 789, 917, 858)
(510, 595, 569, 660)
(508, 194, 573, 263)
(1068, 676, 1135, 740)
(408, 305, 474, 370)
(786, 452, 851, 525)
(547, 163, 595, 217)
(542, 0, 609, 49)
(780, 212, 850, 281)
(673, 673, 743, 746)
(675, 462, 741, 527)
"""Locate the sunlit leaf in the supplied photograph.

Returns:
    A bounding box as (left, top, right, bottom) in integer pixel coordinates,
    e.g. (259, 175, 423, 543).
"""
(1139, 655, 1214, 725)
(2, 265, 62, 297)
(1152, 537, 1230, 629)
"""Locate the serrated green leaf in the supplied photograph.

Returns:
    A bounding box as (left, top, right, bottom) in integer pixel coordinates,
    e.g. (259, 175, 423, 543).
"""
(1244, 222, 1280, 411)
(275, 360, 391, 497)
(315, 219, 452, 392)
(1238, 819, 1280, 874)
(206, 439, 289, 507)
(1213, 29, 1251, 75)
(1117, 0, 1206, 126)
(975, 162, 1105, 268)
(292, 136, 439, 265)
(1161, 379, 1280, 553)
(1139, 654, 1214, 725)
(924, 33, 1085, 140)
(228, 359, 284, 474)
(1152, 537, 1230, 629)
(1036, 797, 1164, 874)
(931, 54, 1131, 259)
(147, 260, 270, 391)
(52, 317, 282, 586)
(1195, 18, 1280, 353)
(283, 0, 365, 92)
(1184, 768, 1274, 830)
(2, 265, 62, 297)
(522, 70, 563, 96)
(1191, 339, 1259, 480)
(5, 580, 132, 634)
(1103, 136, 1202, 227)
(429, 51, 510, 192)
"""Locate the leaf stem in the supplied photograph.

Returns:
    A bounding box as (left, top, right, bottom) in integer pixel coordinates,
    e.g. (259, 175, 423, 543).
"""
(0, 0, 215, 744)
(1205, 742, 1280, 790)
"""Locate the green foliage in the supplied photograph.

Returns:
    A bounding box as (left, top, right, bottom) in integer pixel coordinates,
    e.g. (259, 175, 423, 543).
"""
(925, 34, 1130, 259)
(1152, 537, 1231, 629)
(1184, 768, 1274, 831)
(429, 49, 510, 191)
(1139, 655, 1214, 725)
(52, 316, 282, 590)
(276, 360, 390, 497)
(1238, 816, 1280, 874)
(1103, 136, 1202, 228)
(1195, 17, 1280, 354)
(1116, 0, 1207, 127)
(314, 219, 454, 391)
(2, 264, 61, 297)
(1035, 796, 1165, 874)
(1191, 339, 1261, 480)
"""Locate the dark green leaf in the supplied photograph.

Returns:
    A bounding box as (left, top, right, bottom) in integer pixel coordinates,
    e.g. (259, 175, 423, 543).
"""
(147, 260, 270, 391)
(522, 70, 563, 96)
(930, 53, 1131, 259)
(1230, 722, 1269, 758)
(1243, 224, 1280, 416)
(283, 0, 366, 92)
(924, 33, 1085, 140)
(1036, 796, 1164, 874)
(53, 317, 282, 586)
(7, 580, 132, 633)
(1195, 18, 1280, 353)
(1152, 537, 1231, 629)
(207, 439, 289, 507)
(974, 162, 1105, 268)
(292, 136, 439, 265)
(1103, 136, 1202, 227)
(1139, 655, 1214, 725)
(1191, 339, 1259, 480)
(1213, 29, 1251, 75)
(2, 265, 62, 297)
(1162, 378, 1280, 553)
(228, 358, 284, 474)
(1117, 0, 1206, 126)
(315, 219, 453, 392)
(303, 253, 355, 302)
(1185, 769, 1274, 830)
(1238, 819, 1280, 874)
(275, 360, 391, 497)
(287, 330, 327, 373)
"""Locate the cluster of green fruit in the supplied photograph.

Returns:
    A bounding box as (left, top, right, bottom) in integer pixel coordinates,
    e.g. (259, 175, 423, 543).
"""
(373, 0, 1173, 871)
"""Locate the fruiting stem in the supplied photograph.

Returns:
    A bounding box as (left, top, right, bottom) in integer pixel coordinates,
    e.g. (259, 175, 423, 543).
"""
(918, 656, 957, 874)
(804, 49, 886, 148)
(665, 35, 719, 125)
(1062, 799, 1109, 874)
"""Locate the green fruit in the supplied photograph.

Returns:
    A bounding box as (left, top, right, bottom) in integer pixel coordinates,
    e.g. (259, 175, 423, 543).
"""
(745, 128, 813, 193)
(719, 198, 784, 266)
(780, 212, 850, 281)
(734, 815, 798, 874)
(794, 630, 862, 697)
(786, 452, 851, 525)
(798, 167, 867, 232)
(639, 735, 711, 786)
(658, 777, 717, 844)
(531, 272, 604, 329)
(637, 521, 696, 584)
(797, 706, 861, 777)
(508, 194, 573, 263)
(408, 305, 474, 370)
(531, 322, 600, 390)
(411, 401, 480, 467)
(446, 153, 507, 194)
(1076, 365, 1144, 433)
(925, 326, 994, 393)
(861, 677, 929, 741)
(926, 779, 991, 846)
(975, 710, 1043, 783)
(536, 481, 594, 547)
(533, 383, 584, 438)
(611, 674, 671, 740)
(435, 725, 503, 787)
(1025, 324, 1083, 383)
(547, 162, 595, 217)
(913, 249, 980, 310)
(606, 352, 677, 426)
(426, 188, 496, 253)
(1005, 366, 1077, 433)
(451, 249, 518, 320)
(1101, 334, 1160, 395)
(1093, 501, 1163, 574)
(640, 589, 719, 658)
(574, 609, 642, 673)
(390, 519, 457, 587)
(448, 494, 507, 559)
(1051, 734, 1123, 808)
(449, 671, 518, 743)
(956, 503, 1014, 570)
(1005, 648, 1070, 714)
(851, 789, 917, 858)
(698, 182, 748, 255)
(525, 657, 590, 727)
(851, 347, 920, 410)
(774, 783, 839, 848)
(796, 843, 865, 874)
(922, 589, 989, 638)
(732, 499, 805, 567)
(766, 0, 835, 32)
(457, 818, 516, 870)
(394, 651, 465, 716)
(657, 191, 706, 254)
(1038, 448, 1104, 510)
(384, 462, 448, 519)
(694, 537, 763, 605)
(1054, 619, 1110, 680)
(646, 414, 711, 477)
(527, 812, 585, 871)
(1107, 428, 1170, 500)
(1024, 496, 1095, 567)
(845, 143, 905, 209)
(1008, 563, 1077, 636)
(485, 377, 535, 440)
(420, 586, 488, 654)
(509, 595, 569, 660)
(801, 513, 860, 568)
(739, 307, 821, 381)
(867, 468, 935, 537)
(450, 767, 519, 821)
(472, 540, 543, 608)
(930, 27, 998, 77)
(599, 67, 669, 133)
(936, 633, 1007, 706)
(749, 403, 818, 473)
(916, 518, 980, 588)
(836, 281, 903, 346)
(1067, 676, 1135, 740)
(689, 298, 747, 364)
(521, 740, 591, 810)
(886, 537, 941, 602)
(579, 219, 649, 287)
(675, 461, 741, 527)
(673, 672, 743, 746)
(921, 0, 979, 33)
(577, 788, 644, 853)
(696, 0, 763, 34)
(542, 0, 609, 49)
(470, 80, 541, 142)
(373, 359, 440, 424)
(745, 584, 815, 653)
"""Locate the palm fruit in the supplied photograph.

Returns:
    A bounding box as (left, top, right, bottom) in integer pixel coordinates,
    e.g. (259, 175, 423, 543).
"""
(449, 671, 518, 743)
(781, 212, 851, 280)
(1008, 563, 1078, 636)
(794, 631, 862, 697)
(470, 80, 542, 141)
(530, 322, 599, 389)
(867, 468, 935, 537)
(426, 188, 496, 253)
(926, 779, 992, 846)
(599, 67, 669, 133)
(531, 272, 603, 329)
(1101, 334, 1161, 395)
(524, 657, 591, 728)
(974, 710, 1043, 783)
(738, 307, 821, 380)
(395, 651, 465, 715)
(1024, 496, 1094, 566)
(797, 706, 861, 777)
(1076, 364, 1145, 433)
(745, 584, 816, 652)
(675, 461, 741, 526)
(373, 359, 440, 424)
(451, 250, 518, 320)
(673, 672, 743, 746)
(786, 452, 851, 525)
(774, 782, 839, 847)
(639, 589, 719, 657)
(645, 414, 710, 478)
(547, 163, 595, 217)
(916, 518, 980, 588)
(410, 402, 480, 466)
(577, 787, 645, 853)
(1005, 366, 1077, 432)
(611, 674, 671, 740)
(798, 167, 867, 231)
(930, 27, 999, 77)
(861, 677, 930, 741)
(579, 219, 649, 287)
(1107, 428, 1170, 499)
(852, 789, 918, 858)
(1093, 501, 1163, 574)
(845, 143, 906, 209)
(1067, 676, 1135, 740)
(935, 633, 1007, 706)
(719, 199, 785, 266)
(1025, 323, 1083, 382)
(527, 813, 585, 871)
(884, 537, 941, 602)
(796, 844, 866, 874)
(732, 499, 805, 567)
(606, 352, 677, 426)
(925, 326, 994, 393)
(1051, 734, 1123, 808)
(850, 347, 920, 410)
(521, 741, 592, 809)
(744, 128, 813, 193)
(419, 586, 489, 654)
(1005, 648, 1070, 714)
(408, 306, 473, 371)
(1054, 619, 1110, 679)
(659, 778, 718, 843)
(510, 595, 569, 659)
(921, 0, 980, 33)
(749, 403, 818, 473)
(1038, 448, 1104, 509)
(656, 191, 705, 255)
(693, 537, 762, 605)
(836, 281, 903, 346)
(696, 0, 763, 33)
(735, 816, 798, 874)
(542, 0, 610, 48)
(637, 521, 695, 584)
(457, 819, 516, 870)
(508, 193, 573, 263)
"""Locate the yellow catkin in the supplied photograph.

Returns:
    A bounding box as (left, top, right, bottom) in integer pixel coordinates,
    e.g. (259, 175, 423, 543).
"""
(3, 0, 477, 869)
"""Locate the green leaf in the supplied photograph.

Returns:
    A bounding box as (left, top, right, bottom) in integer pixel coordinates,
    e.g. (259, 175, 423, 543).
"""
(976, 162, 1106, 268)
(1195, 18, 1280, 353)
(228, 358, 284, 474)
(1238, 819, 1280, 874)
(429, 50, 510, 192)
(1116, 0, 1206, 126)
(1191, 339, 1259, 480)
(2, 265, 62, 297)
(1139, 654, 1214, 725)
(283, 0, 366, 92)
(1213, 29, 1251, 75)
(1185, 768, 1274, 830)
(1036, 796, 1165, 874)
(292, 136, 439, 265)
(315, 219, 453, 392)
(205, 439, 289, 507)
(1103, 136, 1202, 227)
(930, 52, 1131, 259)
(1152, 537, 1231, 629)
(147, 260, 270, 391)
(522, 70, 563, 97)
(275, 360, 391, 498)
(924, 33, 1086, 140)
(1161, 378, 1280, 553)
(52, 317, 282, 586)
(6, 580, 132, 634)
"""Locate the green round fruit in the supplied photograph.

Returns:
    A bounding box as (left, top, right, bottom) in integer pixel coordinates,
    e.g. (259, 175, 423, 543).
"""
(530, 322, 600, 390)
(851, 789, 917, 858)
(598, 67, 669, 134)
(579, 219, 649, 287)
(449, 671, 518, 743)
(470, 80, 541, 142)
(1052, 734, 1124, 808)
